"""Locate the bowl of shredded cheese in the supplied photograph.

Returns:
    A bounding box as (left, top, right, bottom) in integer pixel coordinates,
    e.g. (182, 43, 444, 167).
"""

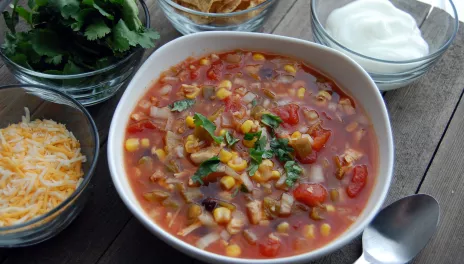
(0, 84, 99, 247)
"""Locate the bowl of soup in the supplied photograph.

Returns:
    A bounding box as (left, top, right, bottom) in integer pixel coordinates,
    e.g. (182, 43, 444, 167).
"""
(107, 32, 394, 263)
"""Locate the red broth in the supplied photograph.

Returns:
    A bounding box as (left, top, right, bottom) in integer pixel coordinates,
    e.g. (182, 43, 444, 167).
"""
(123, 50, 378, 258)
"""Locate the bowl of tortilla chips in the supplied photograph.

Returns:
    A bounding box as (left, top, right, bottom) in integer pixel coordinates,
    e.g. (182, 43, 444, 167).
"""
(158, 0, 277, 35)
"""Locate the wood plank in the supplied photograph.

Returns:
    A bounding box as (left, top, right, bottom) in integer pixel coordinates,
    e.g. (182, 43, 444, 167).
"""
(412, 92, 464, 264)
(411, 31, 464, 264)
(97, 218, 194, 264)
(1, 146, 133, 264)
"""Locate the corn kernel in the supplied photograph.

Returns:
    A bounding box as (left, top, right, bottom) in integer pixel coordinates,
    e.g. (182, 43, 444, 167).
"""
(284, 64, 296, 74)
(277, 222, 290, 233)
(326, 205, 336, 212)
(227, 158, 247, 172)
(225, 244, 242, 257)
(186, 116, 195, 128)
(182, 85, 201, 99)
(219, 80, 232, 90)
(302, 224, 316, 239)
(141, 138, 150, 148)
(291, 131, 302, 140)
(216, 88, 232, 100)
(240, 120, 254, 134)
(125, 138, 140, 152)
(219, 149, 234, 163)
(243, 138, 257, 148)
(297, 87, 306, 99)
(154, 149, 166, 161)
(219, 129, 227, 136)
(199, 58, 211, 66)
(220, 176, 236, 190)
(187, 135, 196, 141)
(320, 223, 331, 237)
(185, 140, 198, 154)
(213, 207, 231, 224)
(318, 90, 332, 100)
(270, 170, 281, 180)
(258, 159, 274, 173)
(252, 53, 265, 61)
(252, 171, 267, 183)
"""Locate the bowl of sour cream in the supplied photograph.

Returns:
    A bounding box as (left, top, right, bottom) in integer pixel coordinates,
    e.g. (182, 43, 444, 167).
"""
(311, 0, 459, 90)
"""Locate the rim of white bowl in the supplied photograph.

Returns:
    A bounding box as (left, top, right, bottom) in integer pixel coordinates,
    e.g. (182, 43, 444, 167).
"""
(108, 31, 394, 264)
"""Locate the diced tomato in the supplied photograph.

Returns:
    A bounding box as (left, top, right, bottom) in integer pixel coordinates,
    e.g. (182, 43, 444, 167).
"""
(273, 104, 300, 126)
(226, 64, 240, 70)
(127, 119, 158, 133)
(190, 69, 199, 80)
(207, 61, 223, 81)
(293, 183, 328, 207)
(259, 237, 281, 257)
(224, 95, 244, 112)
(311, 129, 331, 151)
(346, 165, 368, 198)
(296, 151, 317, 164)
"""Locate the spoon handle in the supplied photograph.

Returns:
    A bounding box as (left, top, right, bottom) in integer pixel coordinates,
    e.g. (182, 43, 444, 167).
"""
(354, 253, 371, 264)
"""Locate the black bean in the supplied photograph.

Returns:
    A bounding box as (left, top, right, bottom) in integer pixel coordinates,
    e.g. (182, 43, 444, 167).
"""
(201, 197, 217, 212)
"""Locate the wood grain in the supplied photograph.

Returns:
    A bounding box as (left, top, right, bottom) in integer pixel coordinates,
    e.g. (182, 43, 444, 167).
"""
(2, 147, 133, 264)
(412, 92, 464, 264)
(97, 218, 194, 264)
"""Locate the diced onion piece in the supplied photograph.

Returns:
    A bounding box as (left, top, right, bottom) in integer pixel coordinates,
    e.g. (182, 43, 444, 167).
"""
(178, 221, 202, 236)
(328, 102, 337, 111)
(138, 99, 151, 109)
(175, 146, 184, 158)
(250, 82, 262, 90)
(234, 78, 247, 86)
(162, 76, 180, 83)
(243, 229, 258, 245)
(160, 84, 173, 95)
(279, 193, 294, 216)
(150, 106, 172, 119)
(198, 212, 217, 226)
(276, 75, 294, 83)
(220, 229, 231, 241)
(308, 165, 324, 183)
(240, 172, 254, 192)
(242, 92, 257, 104)
(196, 233, 220, 249)
(217, 164, 241, 179)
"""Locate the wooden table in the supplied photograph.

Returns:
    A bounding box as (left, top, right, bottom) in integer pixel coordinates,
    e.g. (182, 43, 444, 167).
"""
(1, 1, 463, 263)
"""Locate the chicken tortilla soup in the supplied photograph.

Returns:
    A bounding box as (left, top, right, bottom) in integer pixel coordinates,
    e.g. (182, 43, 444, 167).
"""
(123, 50, 378, 258)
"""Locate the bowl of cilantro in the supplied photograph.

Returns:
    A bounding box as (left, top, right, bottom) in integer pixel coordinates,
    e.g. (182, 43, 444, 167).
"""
(0, 0, 160, 106)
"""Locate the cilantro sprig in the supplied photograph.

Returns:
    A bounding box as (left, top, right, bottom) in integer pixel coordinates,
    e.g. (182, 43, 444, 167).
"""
(225, 131, 240, 147)
(284, 161, 303, 187)
(191, 157, 220, 185)
(270, 138, 294, 162)
(261, 114, 283, 129)
(2, 0, 159, 74)
(169, 99, 195, 112)
(246, 131, 273, 176)
(193, 113, 223, 143)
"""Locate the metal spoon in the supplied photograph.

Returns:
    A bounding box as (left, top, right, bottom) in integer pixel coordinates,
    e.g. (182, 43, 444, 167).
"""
(355, 194, 440, 264)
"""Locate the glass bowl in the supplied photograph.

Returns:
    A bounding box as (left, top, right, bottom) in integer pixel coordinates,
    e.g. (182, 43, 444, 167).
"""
(311, 0, 459, 91)
(158, 0, 277, 35)
(0, 0, 151, 106)
(0, 85, 99, 247)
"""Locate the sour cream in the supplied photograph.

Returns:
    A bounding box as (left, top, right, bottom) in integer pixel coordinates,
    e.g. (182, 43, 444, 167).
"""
(326, 0, 429, 62)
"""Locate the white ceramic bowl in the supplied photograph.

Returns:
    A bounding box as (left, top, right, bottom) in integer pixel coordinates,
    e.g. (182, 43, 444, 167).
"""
(108, 32, 394, 263)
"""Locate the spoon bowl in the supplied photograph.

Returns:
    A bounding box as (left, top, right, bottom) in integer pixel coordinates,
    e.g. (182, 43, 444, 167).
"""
(358, 194, 440, 264)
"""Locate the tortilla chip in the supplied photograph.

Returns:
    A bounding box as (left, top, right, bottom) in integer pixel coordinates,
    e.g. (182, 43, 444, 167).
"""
(217, 0, 242, 13)
(180, 0, 222, 12)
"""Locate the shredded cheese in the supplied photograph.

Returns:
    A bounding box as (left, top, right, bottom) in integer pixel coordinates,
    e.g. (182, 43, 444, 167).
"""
(0, 108, 86, 227)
